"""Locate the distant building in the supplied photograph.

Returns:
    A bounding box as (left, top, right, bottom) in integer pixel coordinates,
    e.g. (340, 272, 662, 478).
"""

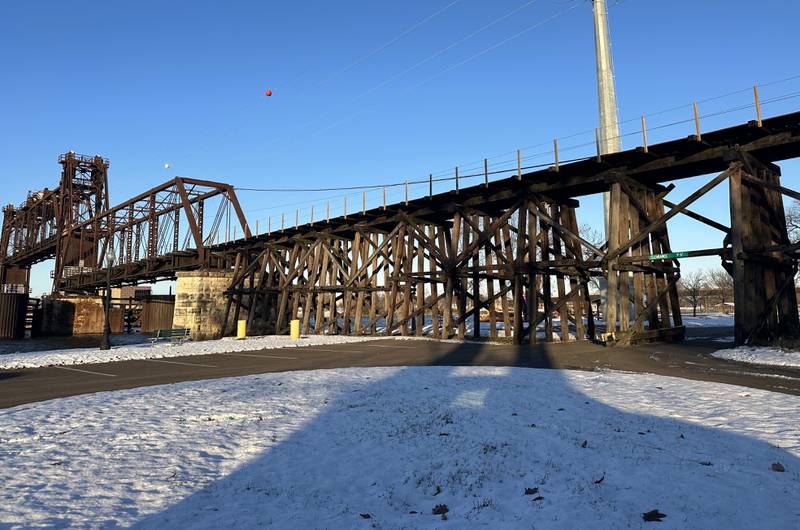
(111, 285, 152, 300)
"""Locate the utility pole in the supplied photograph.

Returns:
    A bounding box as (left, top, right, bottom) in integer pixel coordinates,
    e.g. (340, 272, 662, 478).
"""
(593, 0, 621, 238)
(593, 0, 622, 336)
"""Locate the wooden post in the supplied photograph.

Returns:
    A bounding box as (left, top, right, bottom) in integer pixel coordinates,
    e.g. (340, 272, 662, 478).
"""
(729, 164, 749, 344)
(693, 101, 701, 141)
(362, 191, 366, 214)
(471, 219, 480, 339)
(255, 219, 259, 235)
(455, 167, 459, 193)
(295, 209, 299, 229)
(428, 224, 440, 339)
(302, 244, 321, 333)
(268, 216, 271, 234)
(641, 115, 648, 153)
(484, 216, 497, 339)
(402, 228, 413, 336)
(513, 201, 527, 344)
(370, 232, 379, 334)
(516, 150, 521, 180)
(415, 224, 425, 337)
(484, 158, 489, 186)
(539, 211, 553, 342)
(458, 214, 468, 339)
(527, 207, 537, 343)
(605, 183, 622, 339)
(429, 174, 433, 198)
(500, 225, 513, 339)
(354, 232, 367, 335)
(385, 225, 406, 336)
(405, 180, 408, 205)
(383, 186, 387, 209)
(310, 205, 314, 226)
(281, 213, 284, 232)
(326, 202, 330, 223)
(344, 195, 347, 219)
(753, 85, 762, 127)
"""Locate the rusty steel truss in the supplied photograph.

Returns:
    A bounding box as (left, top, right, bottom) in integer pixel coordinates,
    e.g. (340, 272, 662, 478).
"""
(0, 152, 109, 292)
(221, 111, 800, 346)
(0, 154, 250, 293)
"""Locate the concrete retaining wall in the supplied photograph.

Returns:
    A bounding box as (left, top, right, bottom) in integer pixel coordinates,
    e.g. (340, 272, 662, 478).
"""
(38, 296, 123, 336)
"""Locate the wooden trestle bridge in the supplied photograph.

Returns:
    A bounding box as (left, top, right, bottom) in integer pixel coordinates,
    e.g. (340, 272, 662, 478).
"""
(4, 111, 800, 346)
(219, 111, 800, 347)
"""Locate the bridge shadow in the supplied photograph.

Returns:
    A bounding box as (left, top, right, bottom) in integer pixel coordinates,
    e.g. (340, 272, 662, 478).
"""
(126, 341, 798, 529)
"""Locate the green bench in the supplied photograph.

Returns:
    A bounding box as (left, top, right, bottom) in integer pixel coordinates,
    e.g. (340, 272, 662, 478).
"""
(150, 328, 191, 345)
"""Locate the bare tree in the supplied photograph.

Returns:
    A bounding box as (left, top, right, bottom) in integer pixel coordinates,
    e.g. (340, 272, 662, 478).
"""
(707, 267, 733, 312)
(679, 270, 706, 317)
(579, 223, 606, 293)
(786, 200, 800, 242)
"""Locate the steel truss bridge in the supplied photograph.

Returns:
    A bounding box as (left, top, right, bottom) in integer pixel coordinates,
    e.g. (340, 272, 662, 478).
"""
(0, 152, 250, 294)
(3, 111, 800, 346)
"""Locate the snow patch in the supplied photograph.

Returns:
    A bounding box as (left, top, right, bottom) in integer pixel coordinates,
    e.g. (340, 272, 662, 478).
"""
(711, 346, 800, 368)
(0, 335, 384, 370)
(682, 313, 734, 327)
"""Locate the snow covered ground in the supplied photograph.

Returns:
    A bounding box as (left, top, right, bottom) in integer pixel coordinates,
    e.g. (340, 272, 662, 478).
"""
(681, 313, 734, 327)
(1, 367, 797, 529)
(0, 335, 384, 370)
(712, 346, 800, 369)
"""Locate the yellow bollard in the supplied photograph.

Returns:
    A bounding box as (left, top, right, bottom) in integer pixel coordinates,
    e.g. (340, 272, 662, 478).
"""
(290, 319, 301, 340)
(237, 320, 247, 340)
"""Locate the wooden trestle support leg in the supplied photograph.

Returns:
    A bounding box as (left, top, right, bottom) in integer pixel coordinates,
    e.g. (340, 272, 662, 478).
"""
(728, 156, 800, 345)
(603, 176, 684, 345)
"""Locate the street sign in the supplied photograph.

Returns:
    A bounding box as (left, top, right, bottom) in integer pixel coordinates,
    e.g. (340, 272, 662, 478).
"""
(648, 251, 689, 261)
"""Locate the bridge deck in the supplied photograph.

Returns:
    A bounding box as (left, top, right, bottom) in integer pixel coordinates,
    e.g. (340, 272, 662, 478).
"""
(219, 111, 800, 252)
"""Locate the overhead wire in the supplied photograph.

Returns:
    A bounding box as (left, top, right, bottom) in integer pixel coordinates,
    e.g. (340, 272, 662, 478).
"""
(163, 2, 467, 172)
(236, 83, 800, 200)
(308, 0, 465, 92)
(411, 0, 582, 90)
(260, 0, 544, 158)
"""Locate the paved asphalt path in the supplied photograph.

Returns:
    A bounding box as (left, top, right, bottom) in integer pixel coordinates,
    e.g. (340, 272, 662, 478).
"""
(2, 327, 800, 409)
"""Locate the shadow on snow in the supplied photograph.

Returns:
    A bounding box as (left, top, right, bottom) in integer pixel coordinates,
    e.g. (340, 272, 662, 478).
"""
(127, 342, 798, 529)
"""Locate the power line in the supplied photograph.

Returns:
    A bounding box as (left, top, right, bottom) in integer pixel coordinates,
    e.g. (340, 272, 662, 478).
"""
(236, 83, 800, 198)
(310, 0, 464, 92)
(260, 0, 543, 158)
(412, 1, 581, 90)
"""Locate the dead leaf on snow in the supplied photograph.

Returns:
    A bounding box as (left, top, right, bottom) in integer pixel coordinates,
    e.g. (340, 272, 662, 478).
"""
(642, 509, 666, 522)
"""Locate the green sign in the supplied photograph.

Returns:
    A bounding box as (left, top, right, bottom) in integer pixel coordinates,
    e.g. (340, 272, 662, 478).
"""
(648, 251, 689, 261)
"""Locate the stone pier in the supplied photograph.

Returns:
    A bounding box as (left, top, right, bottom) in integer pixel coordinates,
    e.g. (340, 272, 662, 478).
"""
(173, 271, 234, 340)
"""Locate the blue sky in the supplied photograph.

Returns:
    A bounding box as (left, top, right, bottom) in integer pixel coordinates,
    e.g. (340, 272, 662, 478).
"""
(2, 0, 799, 296)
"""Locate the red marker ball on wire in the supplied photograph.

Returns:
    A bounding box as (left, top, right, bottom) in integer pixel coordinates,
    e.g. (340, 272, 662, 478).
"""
(265, 89, 272, 97)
